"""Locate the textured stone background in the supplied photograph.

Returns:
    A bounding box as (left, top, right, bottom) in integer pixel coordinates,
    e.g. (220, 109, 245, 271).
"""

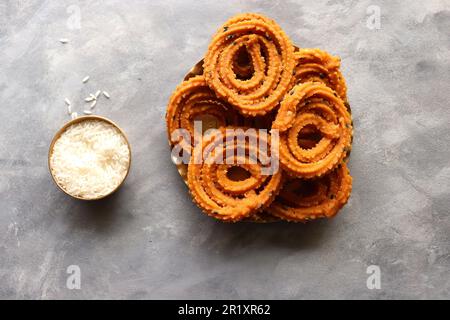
(0, 0, 449, 299)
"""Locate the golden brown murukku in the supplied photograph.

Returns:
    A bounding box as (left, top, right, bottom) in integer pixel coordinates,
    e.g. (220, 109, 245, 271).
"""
(204, 13, 296, 116)
(267, 163, 352, 222)
(273, 82, 352, 178)
(166, 75, 240, 152)
(166, 13, 354, 223)
(291, 48, 348, 102)
(187, 127, 283, 222)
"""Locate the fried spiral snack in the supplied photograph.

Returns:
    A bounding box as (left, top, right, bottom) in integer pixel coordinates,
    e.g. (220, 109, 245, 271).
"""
(187, 128, 283, 221)
(204, 13, 296, 116)
(166, 75, 240, 151)
(273, 82, 353, 178)
(267, 163, 352, 222)
(167, 13, 354, 223)
(291, 49, 348, 101)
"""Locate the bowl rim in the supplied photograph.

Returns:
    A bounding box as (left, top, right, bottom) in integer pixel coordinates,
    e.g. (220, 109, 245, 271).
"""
(48, 115, 132, 201)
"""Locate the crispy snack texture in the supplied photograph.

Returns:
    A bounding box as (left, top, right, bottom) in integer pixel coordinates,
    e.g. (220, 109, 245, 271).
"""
(291, 48, 347, 102)
(187, 128, 283, 222)
(273, 82, 353, 178)
(166, 13, 354, 222)
(204, 13, 296, 116)
(267, 163, 352, 222)
(166, 75, 241, 151)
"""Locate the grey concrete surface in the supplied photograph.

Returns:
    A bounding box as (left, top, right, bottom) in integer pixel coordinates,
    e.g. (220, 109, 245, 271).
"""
(0, 0, 449, 300)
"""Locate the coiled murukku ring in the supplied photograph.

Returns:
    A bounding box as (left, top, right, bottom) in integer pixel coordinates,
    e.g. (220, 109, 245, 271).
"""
(187, 127, 283, 221)
(267, 163, 352, 222)
(273, 82, 353, 179)
(166, 75, 241, 152)
(204, 13, 296, 116)
(291, 48, 348, 102)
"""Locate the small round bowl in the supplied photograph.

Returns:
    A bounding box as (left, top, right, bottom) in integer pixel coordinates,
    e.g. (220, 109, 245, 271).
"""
(48, 115, 132, 201)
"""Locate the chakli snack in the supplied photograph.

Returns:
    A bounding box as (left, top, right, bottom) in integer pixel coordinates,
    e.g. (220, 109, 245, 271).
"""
(166, 13, 354, 223)
(203, 13, 296, 116)
(187, 127, 283, 221)
(166, 75, 241, 152)
(267, 163, 352, 222)
(273, 82, 353, 179)
(291, 48, 348, 102)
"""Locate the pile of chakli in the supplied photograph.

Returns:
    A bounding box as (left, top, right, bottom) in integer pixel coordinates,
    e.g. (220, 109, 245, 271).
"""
(166, 13, 353, 222)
